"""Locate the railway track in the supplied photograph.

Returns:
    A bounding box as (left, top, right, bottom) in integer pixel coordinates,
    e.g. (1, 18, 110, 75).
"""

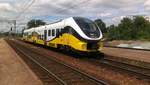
(86, 57, 150, 80)
(103, 58, 150, 79)
(6, 39, 108, 85)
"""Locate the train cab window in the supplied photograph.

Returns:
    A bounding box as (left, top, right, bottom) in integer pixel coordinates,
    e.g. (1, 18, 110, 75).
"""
(48, 30, 51, 36)
(73, 17, 100, 38)
(52, 29, 55, 36)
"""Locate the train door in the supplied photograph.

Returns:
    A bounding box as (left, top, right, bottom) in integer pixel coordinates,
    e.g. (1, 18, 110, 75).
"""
(44, 30, 47, 45)
(64, 27, 69, 45)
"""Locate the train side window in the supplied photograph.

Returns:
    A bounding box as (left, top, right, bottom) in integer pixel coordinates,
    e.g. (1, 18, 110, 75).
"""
(59, 29, 61, 33)
(61, 29, 64, 33)
(69, 28, 72, 34)
(56, 29, 59, 35)
(40, 35, 42, 39)
(39, 35, 41, 39)
(71, 27, 75, 34)
(41, 35, 43, 39)
(42, 35, 44, 40)
(48, 30, 51, 36)
(52, 29, 55, 36)
(41, 35, 42, 39)
(38, 35, 40, 39)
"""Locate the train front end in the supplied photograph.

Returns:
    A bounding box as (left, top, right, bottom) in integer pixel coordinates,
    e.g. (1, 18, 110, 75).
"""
(68, 17, 103, 54)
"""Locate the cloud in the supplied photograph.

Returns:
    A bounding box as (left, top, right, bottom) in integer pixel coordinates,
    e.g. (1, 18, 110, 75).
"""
(0, 0, 149, 32)
(144, 0, 150, 10)
(0, 3, 16, 12)
(97, 12, 112, 17)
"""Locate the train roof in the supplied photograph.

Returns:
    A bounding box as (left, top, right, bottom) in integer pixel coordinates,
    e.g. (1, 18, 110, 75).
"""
(24, 17, 71, 32)
(23, 17, 87, 32)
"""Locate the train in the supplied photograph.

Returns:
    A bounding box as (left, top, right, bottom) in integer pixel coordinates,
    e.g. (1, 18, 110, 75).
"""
(22, 17, 103, 55)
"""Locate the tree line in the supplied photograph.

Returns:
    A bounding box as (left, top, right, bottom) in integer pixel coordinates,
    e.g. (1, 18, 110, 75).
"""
(95, 16, 150, 41)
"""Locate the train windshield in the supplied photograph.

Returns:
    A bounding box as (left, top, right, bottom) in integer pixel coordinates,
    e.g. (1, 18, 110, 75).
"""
(74, 17, 100, 38)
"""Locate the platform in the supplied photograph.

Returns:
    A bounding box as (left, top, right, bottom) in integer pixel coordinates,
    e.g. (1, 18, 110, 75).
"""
(0, 38, 43, 85)
(102, 47, 150, 63)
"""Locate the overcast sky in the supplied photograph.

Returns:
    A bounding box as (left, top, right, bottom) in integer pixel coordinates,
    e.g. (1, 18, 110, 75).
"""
(0, 0, 150, 32)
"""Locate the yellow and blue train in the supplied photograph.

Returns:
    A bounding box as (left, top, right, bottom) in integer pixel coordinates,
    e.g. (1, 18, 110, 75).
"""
(23, 17, 103, 54)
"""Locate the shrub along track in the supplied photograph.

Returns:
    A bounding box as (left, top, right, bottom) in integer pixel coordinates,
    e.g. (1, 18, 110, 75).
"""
(6, 39, 108, 85)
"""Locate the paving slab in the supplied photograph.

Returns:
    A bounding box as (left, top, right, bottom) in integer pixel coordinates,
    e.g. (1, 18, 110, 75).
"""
(102, 47, 150, 63)
(0, 38, 43, 85)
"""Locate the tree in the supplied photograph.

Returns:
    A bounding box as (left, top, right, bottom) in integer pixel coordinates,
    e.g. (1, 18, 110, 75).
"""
(94, 19, 107, 33)
(107, 25, 119, 40)
(117, 17, 134, 40)
(133, 16, 150, 40)
(27, 19, 46, 29)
